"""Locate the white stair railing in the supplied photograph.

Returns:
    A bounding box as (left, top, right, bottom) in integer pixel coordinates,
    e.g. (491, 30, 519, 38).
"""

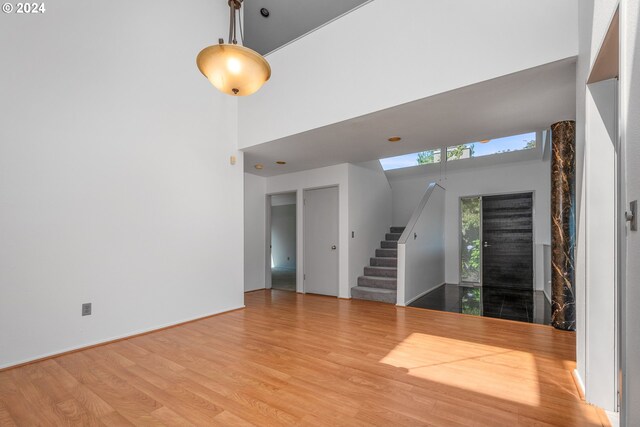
(396, 182, 446, 306)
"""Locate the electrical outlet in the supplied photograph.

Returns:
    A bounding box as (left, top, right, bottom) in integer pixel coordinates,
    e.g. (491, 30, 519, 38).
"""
(82, 303, 92, 316)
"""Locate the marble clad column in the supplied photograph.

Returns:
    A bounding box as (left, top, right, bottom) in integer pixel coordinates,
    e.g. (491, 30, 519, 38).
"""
(550, 120, 576, 331)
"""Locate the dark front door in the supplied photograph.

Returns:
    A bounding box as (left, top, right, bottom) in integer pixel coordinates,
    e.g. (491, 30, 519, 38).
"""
(482, 193, 533, 290)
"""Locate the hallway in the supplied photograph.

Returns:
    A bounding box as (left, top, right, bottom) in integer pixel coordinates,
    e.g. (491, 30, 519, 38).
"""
(0, 290, 607, 426)
(271, 267, 296, 291)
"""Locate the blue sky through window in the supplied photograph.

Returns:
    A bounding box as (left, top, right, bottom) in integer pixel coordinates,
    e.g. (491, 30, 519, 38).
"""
(379, 149, 441, 171)
(379, 132, 537, 171)
(452, 132, 537, 159)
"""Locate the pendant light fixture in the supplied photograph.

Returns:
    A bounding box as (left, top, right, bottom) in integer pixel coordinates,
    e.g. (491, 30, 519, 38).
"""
(196, 0, 271, 96)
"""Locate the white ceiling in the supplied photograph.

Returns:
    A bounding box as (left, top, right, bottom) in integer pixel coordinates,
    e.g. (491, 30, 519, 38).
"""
(243, 0, 370, 55)
(243, 58, 577, 177)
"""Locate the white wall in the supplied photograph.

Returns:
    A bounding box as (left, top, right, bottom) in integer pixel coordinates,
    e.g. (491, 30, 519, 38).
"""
(271, 193, 296, 206)
(0, 1, 244, 368)
(348, 161, 393, 289)
(397, 184, 446, 305)
(244, 173, 266, 291)
(389, 159, 551, 288)
(621, 2, 640, 423)
(578, 1, 640, 422)
(576, 1, 620, 410)
(265, 164, 350, 297)
(584, 79, 618, 411)
(238, 0, 578, 149)
(271, 204, 296, 269)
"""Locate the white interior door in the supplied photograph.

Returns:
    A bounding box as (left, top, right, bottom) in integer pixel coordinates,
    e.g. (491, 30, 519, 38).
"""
(304, 187, 339, 296)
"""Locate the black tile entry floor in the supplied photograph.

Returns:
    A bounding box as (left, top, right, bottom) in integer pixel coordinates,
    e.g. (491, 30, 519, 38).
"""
(409, 284, 552, 325)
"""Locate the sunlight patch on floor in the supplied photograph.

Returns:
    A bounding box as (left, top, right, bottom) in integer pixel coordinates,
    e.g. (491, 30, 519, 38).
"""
(379, 332, 542, 406)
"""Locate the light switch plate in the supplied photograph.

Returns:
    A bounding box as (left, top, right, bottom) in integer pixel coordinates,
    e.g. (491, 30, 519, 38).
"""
(82, 303, 92, 316)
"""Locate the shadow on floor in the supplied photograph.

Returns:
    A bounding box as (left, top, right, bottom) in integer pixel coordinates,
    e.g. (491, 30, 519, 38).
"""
(409, 284, 551, 325)
(271, 267, 296, 292)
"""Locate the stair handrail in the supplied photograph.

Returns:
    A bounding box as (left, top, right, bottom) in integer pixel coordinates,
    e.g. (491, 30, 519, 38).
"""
(398, 182, 444, 245)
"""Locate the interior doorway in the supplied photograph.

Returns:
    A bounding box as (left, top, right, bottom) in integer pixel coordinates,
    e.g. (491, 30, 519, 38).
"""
(269, 192, 297, 292)
(582, 7, 622, 415)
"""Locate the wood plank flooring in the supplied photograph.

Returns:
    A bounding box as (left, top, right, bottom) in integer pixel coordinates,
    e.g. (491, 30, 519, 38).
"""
(0, 290, 609, 426)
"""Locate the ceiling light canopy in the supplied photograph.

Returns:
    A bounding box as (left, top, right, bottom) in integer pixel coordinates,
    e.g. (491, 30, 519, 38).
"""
(197, 0, 271, 96)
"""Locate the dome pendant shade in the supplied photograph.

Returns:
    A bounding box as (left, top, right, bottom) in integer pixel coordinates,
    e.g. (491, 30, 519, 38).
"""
(197, 44, 271, 96)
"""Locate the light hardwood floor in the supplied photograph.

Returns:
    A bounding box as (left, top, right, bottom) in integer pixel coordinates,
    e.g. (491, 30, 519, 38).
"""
(0, 290, 609, 426)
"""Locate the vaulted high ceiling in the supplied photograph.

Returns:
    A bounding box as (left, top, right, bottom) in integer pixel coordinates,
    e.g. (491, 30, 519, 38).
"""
(243, 0, 370, 55)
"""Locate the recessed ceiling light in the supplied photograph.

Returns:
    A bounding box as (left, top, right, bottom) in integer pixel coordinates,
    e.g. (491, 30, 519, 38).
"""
(388, 136, 402, 142)
(276, 161, 286, 165)
(479, 139, 491, 144)
(254, 163, 264, 169)
(260, 7, 270, 17)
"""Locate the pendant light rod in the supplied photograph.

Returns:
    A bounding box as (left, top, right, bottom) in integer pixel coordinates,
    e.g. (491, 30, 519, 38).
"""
(227, 0, 242, 44)
(228, 4, 233, 43)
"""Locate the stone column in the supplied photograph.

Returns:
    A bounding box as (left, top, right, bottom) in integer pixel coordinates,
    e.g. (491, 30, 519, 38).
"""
(550, 120, 576, 331)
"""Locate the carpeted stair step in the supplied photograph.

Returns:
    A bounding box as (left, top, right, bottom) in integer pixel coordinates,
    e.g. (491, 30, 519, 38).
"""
(380, 240, 398, 249)
(370, 257, 397, 267)
(375, 248, 397, 258)
(357, 276, 397, 290)
(351, 286, 397, 304)
(385, 233, 402, 241)
(364, 266, 397, 278)
(390, 226, 406, 234)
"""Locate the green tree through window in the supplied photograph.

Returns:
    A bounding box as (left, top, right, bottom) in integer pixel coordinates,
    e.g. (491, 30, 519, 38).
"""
(461, 197, 481, 282)
(416, 151, 435, 164)
(415, 149, 441, 165)
(447, 144, 475, 160)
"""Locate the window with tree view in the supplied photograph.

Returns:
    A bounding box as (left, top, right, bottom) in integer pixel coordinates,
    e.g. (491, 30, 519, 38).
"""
(447, 132, 537, 162)
(460, 196, 481, 283)
(379, 149, 441, 171)
(378, 132, 536, 171)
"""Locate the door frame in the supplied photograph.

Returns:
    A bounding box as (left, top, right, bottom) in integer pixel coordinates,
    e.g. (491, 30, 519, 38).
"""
(264, 190, 299, 291)
(458, 190, 536, 288)
(302, 185, 340, 297)
(582, 5, 622, 415)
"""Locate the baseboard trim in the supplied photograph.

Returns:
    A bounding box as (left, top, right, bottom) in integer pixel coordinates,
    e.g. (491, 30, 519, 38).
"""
(403, 282, 446, 306)
(244, 288, 266, 293)
(572, 369, 586, 400)
(606, 411, 620, 427)
(0, 305, 245, 371)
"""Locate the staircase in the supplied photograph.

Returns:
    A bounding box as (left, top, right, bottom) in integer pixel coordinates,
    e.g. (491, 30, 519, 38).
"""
(351, 226, 405, 304)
